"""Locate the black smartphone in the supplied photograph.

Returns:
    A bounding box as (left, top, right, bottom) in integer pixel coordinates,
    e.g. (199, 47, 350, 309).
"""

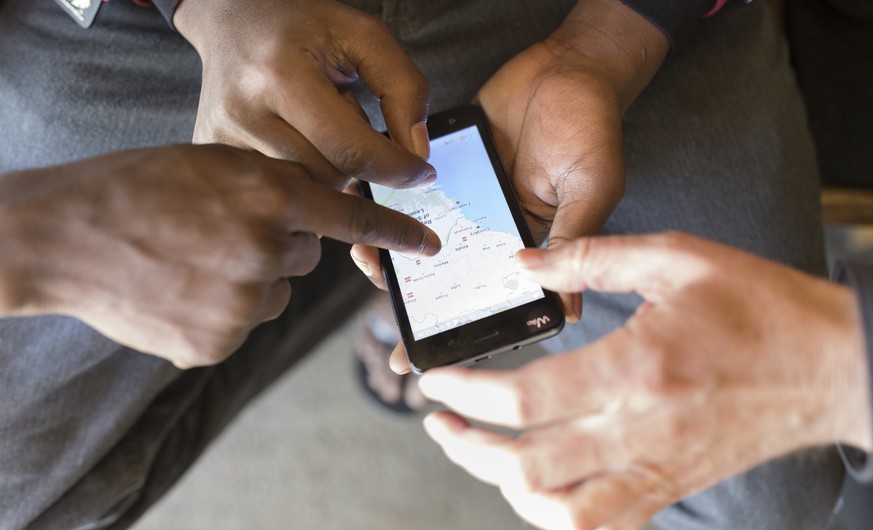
(361, 104, 565, 373)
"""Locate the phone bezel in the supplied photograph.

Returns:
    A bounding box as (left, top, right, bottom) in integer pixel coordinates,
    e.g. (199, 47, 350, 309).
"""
(361, 104, 565, 372)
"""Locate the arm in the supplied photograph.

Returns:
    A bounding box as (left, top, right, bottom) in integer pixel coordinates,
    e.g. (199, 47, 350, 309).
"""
(471, 0, 669, 320)
(0, 145, 439, 368)
(480, 0, 734, 241)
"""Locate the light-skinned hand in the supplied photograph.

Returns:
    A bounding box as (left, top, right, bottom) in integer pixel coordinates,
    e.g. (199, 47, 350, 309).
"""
(418, 232, 871, 530)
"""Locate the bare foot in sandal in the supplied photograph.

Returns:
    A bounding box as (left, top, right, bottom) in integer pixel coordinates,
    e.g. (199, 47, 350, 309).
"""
(355, 293, 427, 415)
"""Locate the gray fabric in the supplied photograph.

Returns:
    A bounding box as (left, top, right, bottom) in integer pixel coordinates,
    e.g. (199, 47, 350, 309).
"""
(0, 0, 844, 529)
(831, 260, 873, 529)
(619, 0, 712, 48)
(0, 0, 200, 170)
(787, 0, 873, 186)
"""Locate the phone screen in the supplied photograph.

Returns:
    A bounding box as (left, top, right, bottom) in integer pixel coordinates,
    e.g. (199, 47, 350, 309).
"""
(368, 125, 546, 341)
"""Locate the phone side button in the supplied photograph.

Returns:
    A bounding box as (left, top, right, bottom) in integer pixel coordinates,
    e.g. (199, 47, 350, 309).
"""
(473, 330, 500, 343)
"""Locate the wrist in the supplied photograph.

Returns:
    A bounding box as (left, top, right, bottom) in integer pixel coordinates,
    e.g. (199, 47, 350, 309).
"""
(545, 0, 669, 111)
(826, 274, 873, 453)
(833, 287, 873, 452)
(794, 279, 873, 454)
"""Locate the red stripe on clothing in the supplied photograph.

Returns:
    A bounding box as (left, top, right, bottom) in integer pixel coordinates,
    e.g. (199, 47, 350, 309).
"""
(703, 0, 728, 17)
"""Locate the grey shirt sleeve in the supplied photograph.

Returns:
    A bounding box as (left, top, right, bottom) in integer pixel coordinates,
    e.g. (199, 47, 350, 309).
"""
(621, 0, 716, 48)
(832, 260, 873, 483)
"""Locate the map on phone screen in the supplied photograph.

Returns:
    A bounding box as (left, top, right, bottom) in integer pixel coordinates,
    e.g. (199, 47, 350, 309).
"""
(369, 125, 546, 340)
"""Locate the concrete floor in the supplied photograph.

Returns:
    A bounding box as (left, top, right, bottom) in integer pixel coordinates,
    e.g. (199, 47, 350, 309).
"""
(133, 320, 575, 530)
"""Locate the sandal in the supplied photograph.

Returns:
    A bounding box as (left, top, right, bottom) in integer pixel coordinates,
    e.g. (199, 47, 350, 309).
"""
(353, 294, 427, 416)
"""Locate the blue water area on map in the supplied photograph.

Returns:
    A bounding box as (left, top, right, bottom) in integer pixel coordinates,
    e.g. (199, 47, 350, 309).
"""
(427, 125, 521, 238)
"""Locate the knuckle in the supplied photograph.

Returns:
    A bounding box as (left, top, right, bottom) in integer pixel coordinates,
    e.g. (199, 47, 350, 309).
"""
(391, 216, 421, 251)
(233, 224, 284, 278)
(260, 186, 293, 216)
(284, 232, 323, 277)
(409, 69, 430, 98)
(223, 283, 265, 323)
(267, 280, 293, 320)
(564, 237, 596, 272)
(240, 168, 299, 218)
(296, 234, 323, 273)
(347, 202, 382, 243)
(246, 61, 289, 97)
(395, 68, 430, 102)
(333, 140, 374, 177)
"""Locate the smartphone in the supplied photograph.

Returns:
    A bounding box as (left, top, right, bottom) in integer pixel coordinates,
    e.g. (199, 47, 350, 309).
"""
(361, 104, 565, 373)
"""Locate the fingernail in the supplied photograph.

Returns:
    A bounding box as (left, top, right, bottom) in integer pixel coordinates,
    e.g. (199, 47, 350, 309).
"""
(411, 121, 430, 160)
(420, 231, 442, 256)
(390, 361, 411, 375)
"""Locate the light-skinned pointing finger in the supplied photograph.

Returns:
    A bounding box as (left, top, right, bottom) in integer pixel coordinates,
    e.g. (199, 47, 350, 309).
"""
(515, 232, 717, 300)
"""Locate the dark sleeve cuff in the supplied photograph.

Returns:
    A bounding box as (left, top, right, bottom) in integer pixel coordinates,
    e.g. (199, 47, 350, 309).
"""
(832, 260, 873, 483)
(151, 0, 182, 30)
(620, 0, 714, 49)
